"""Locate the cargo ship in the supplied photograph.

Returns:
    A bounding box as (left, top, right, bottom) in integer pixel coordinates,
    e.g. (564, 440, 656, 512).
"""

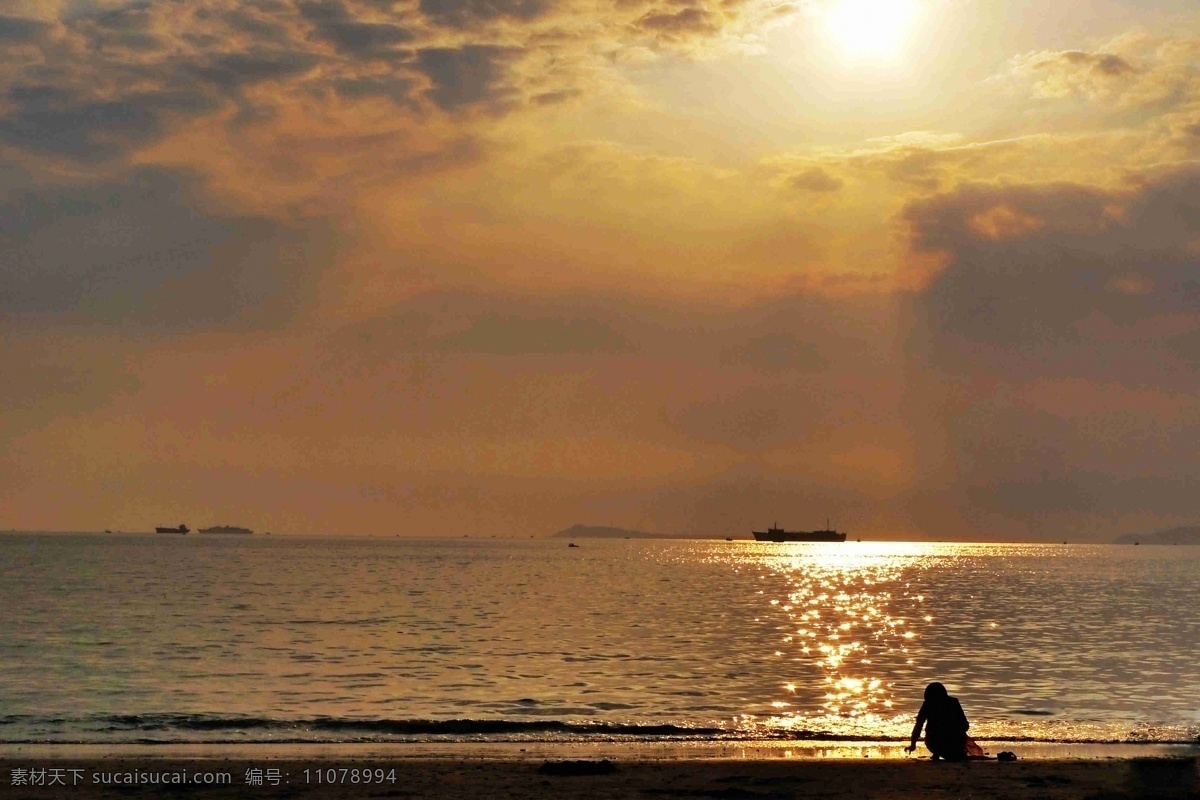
(155, 524, 189, 534)
(752, 522, 845, 542)
(198, 525, 253, 534)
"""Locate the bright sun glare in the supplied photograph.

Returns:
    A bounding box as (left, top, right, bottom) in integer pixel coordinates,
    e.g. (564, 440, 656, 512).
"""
(825, 0, 919, 60)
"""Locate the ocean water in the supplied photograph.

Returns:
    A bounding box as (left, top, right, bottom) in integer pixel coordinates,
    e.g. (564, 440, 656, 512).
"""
(1, 534, 1198, 746)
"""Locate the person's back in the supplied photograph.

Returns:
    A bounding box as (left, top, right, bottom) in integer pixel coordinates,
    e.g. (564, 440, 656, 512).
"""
(906, 682, 970, 760)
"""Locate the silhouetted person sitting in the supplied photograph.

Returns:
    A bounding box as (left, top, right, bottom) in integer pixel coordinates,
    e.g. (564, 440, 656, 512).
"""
(904, 682, 981, 760)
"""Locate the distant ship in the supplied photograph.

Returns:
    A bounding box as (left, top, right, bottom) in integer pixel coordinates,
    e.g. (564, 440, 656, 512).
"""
(198, 525, 253, 534)
(752, 522, 846, 543)
(155, 524, 189, 534)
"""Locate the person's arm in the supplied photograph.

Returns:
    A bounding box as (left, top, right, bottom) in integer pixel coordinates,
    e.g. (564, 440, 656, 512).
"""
(905, 703, 927, 752)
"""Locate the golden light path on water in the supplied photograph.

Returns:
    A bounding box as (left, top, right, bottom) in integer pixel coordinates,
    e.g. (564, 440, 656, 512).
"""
(668, 540, 1199, 743)
(702, 541, 1200, 744)
(726, 542, 956, 740)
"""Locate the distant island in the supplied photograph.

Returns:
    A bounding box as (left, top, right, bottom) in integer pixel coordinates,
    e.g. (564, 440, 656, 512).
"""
(552, 524, 684, 540)
(198, 525, 253, 535)
(1113, 526, 1200, 545)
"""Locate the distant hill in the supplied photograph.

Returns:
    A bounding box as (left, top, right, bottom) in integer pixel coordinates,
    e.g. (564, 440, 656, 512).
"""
(1113, 526, 1200, 545)
(551, 524, 681, 540)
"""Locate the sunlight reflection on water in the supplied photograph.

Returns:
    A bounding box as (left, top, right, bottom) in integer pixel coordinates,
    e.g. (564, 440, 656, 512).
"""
(696, 541, 1200, 742)
(726, 543, 931, 739)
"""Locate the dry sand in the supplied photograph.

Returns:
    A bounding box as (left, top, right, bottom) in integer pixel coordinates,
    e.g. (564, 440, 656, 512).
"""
(3, 756, 1199, 799)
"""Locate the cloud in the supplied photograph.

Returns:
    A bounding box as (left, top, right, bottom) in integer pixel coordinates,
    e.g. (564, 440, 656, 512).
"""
(416, 45, 519, 111)
(0, 167, 331, 328)
(0, 84, 219, 161)
(0, 3, 411, 169)
(765, 132, 1061, 196)
(419, 0, 549, 29)
(298, 0, 414, 57)
(787, 166, 843, 193)
(906, 169, 1200, 364)
(1000, 33, 1200, 114)
(636, 6, 722, 36)
(13, 6, 1200, 540)
(898, 162, 1200, 535)
(1023, 50, 1136, 97)
(0, 13, 50, 43)
(0, 0, 796, 176)
(1004, 47, 1138, 101)
(189, 52, 323, 90)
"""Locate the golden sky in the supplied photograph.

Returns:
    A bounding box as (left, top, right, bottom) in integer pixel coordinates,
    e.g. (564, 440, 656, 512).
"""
(3, 0, 1200, 539)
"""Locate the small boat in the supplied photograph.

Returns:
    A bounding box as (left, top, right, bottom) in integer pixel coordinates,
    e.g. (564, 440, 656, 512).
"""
(568, 542, 579, 548)
(156, 524, 189, 534)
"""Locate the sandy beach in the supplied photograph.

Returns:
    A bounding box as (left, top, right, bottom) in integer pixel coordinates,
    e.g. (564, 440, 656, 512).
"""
(3, 754, 1198, 799)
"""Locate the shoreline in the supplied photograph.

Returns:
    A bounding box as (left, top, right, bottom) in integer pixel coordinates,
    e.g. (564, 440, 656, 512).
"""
(4, 739, 1198, 761)
(3, 753, 1198, 800)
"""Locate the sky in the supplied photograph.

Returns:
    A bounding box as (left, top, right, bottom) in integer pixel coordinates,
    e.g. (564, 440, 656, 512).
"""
(3, 0, 1200, 540)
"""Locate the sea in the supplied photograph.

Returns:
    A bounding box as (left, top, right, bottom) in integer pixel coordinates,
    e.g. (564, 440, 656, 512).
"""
(2, 533, 1199, 748)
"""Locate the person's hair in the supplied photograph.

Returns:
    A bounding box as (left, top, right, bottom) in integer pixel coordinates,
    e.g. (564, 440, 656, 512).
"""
(924, 682, 948, 701)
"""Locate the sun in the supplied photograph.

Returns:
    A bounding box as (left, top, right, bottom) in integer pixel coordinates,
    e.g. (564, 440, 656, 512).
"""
(825, 0, 919, 60)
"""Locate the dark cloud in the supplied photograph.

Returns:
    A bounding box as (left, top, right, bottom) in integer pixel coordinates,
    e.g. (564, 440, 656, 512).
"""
(417, 46, 518, 110)
(419, 0, 548, 29)
(905, 172, 1200, 374)
(0, 13, 51, 43)
(329, 74, 415, 104)
(636, 6, 720, 35)
(190, 51, 322, 89)
(532, 89, 582, 106)
(0, 3, 426, 165)
(298, 0, 413, 57)
(217, 7, 297, 43)
(787, 167, 843, 193)
(0, 84, 218, 160)
(0, 168, 331, 329)
(1048, 50, 1136, 78)
(83, 3, 163, 51)
(0, 0, 753, 167)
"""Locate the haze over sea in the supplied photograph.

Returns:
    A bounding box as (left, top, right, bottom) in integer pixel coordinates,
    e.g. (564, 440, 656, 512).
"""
(2, 534, 1198, 746)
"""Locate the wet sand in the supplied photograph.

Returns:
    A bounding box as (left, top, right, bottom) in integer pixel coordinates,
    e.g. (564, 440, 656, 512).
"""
(3, 755, 1198, 799)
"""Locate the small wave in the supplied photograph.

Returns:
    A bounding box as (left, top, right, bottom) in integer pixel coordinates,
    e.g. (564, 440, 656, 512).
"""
(5, 714, 1192, 746)
(89, 714, 727, 738)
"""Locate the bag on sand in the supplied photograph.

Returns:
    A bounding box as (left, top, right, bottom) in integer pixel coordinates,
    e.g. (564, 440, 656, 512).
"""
(965, 736, 987, 758)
